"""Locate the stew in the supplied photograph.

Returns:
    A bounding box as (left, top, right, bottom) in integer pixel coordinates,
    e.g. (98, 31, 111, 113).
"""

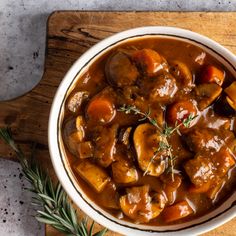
(62, 37, 236, 225)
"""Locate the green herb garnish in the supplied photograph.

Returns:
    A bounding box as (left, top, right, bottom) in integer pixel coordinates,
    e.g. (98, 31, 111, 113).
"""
(0, 128, 107, 236)
(119, 105, 197, 181)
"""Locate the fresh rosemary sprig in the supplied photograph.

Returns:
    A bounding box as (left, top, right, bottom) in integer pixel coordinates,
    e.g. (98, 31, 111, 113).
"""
(119, 105, 197, 181)
(0, 128, 107, 236)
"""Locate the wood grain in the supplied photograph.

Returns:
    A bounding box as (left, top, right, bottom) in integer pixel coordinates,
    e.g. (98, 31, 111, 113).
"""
(0, 11, 236, 236)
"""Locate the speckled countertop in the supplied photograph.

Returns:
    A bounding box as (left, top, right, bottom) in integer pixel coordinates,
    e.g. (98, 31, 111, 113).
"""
(1, 0, 236, 235)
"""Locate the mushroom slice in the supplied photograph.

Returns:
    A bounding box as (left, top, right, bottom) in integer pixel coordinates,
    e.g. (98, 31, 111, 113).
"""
(194, 83, 222, 110)
(67, 116, 86, 155)
(169, 60, 193, 91)
(120, 185, 166, 223)
(105, 51, 139, 87)
(74, 160, 110, 193)
(133, 123, 166, 176)
(118, 127, 132, 146)
(67, 91, 89, 113)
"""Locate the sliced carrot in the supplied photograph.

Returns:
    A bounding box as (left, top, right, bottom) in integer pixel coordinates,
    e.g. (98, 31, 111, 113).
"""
(162, 200, 194, 223)
(200, 65, 225, 86)
(166, 100, 197, 127)
(132, 49, 165, 76)
(189, 182, 211, 193)
(87, 97, 115, 124)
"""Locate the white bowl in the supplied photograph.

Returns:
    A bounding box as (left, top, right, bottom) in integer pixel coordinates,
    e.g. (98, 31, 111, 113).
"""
(48, 27, 236, 236)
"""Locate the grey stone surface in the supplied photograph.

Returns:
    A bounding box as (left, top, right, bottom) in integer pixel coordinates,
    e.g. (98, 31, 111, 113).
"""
(0, 0, 236, 235)
(0, 159, 43, 236)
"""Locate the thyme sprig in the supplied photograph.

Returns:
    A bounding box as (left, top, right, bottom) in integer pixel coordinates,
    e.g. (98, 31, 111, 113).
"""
(118, 105, 162, 132)
(0, 128, 107, 236)
(119, 105, 197, 181)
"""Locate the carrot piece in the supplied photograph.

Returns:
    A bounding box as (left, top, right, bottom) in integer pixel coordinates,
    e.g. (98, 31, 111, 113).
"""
(166, 100, 197, 127)
(189, 182, 211, 193)
(87, 97, 115, 124)
(200, 65, 225, 86)
(162, 200, 194, 223)
(132, 49, 165, 76)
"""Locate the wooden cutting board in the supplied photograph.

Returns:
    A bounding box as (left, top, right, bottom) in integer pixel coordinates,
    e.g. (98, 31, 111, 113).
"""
(1, 11, 236, 236)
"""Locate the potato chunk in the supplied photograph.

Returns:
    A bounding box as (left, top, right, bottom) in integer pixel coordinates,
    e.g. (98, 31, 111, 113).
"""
(77, 141, 94, 159)
(120, 185, 166, 223)
(98, 182, 120, 209)
(74, 160, 110, 192)
(133, 123, 166, 176)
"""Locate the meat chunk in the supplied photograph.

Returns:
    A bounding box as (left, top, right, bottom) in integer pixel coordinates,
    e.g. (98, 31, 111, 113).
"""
(94, 124, 118, 167)
(184, 148, 235, 187)
(105, 51, 139, 87)
(112, 156, 138, 184)
(185, 128, 224, 153)
(184, 154, 215, 187)
(120, 185, 166, 223)
(148, 73, 178, 103)
(161, 173, 182, 204)
(213, 148, 235, 177)
(74, 160, 110, 192)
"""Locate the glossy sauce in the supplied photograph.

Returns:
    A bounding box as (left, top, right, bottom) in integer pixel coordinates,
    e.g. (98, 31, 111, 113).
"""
(62, 37, 236, 225)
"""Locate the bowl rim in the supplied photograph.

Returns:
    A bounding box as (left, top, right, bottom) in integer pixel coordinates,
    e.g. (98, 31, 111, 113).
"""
(48, 26, 236, 236)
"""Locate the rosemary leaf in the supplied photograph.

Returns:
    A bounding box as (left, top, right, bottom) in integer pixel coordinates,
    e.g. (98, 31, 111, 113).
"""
(89, 221, 95, 236)
(0, 127, 107, 236)
(35, 216, 61, 226)
(93, 228, 108, 236)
